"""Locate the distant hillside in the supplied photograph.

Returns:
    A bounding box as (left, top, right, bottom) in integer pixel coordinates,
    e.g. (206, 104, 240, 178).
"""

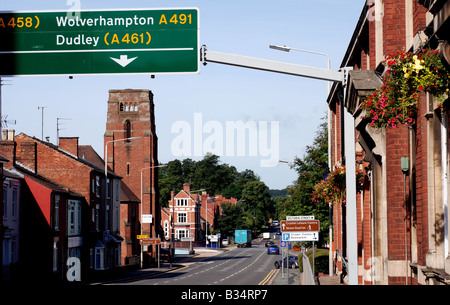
(269, 189, 288, 198)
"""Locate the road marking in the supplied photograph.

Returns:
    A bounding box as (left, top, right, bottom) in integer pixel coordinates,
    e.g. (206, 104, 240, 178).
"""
(214, 248, 267, 284)
(259, 269, 277, 285)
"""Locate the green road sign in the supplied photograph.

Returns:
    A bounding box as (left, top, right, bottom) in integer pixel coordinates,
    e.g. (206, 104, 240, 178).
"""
(0, 8, 199, 76)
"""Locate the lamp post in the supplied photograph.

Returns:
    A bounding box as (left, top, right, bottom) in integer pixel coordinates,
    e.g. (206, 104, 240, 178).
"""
(140, 164, 167, 268)
(104, 136, 140, 269)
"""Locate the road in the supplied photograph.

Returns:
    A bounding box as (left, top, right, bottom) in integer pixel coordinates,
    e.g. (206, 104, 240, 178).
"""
(113, 238, 294, 285)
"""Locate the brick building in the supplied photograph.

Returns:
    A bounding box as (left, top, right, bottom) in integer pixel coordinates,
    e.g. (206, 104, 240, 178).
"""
(161, 183, 238, 247)
(79, 144, 141, 267)
(165, 183, 201, 243)
(0, 132, 123, 281)
(328, 0, 450, 284)
(104, 89, 161, 266)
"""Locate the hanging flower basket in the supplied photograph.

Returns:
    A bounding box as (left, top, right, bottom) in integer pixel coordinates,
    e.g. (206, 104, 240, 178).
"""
(361, 49, 450, 128)
(312, 166, 363, 205)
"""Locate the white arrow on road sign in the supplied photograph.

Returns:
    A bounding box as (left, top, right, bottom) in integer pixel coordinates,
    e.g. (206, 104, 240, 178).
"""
(110, 55, 138, 67)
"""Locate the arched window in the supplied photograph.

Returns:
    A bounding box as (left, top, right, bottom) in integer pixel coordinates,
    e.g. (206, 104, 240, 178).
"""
(125, 120, 131, 139)
(119, 103, 124, 112)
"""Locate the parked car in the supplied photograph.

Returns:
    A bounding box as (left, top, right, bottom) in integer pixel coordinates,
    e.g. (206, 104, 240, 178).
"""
(265, 240, 275, 247)
(267, 245, 279, 255)
(274, 255, 298, 269)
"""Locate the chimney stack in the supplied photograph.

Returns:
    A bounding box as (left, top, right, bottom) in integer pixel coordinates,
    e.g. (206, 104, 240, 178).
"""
(59, 137, 79, 157)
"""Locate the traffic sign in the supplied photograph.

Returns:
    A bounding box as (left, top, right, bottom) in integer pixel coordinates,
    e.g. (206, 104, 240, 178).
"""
(0, 8, 199, 76)
(140, 237, 161, 245)
(280, 220, 320, 232)
(136, 235, 149, 239)
(286, 215, 314, 221)
(141, 214, 153, 224)
(282, 232, 319, 242)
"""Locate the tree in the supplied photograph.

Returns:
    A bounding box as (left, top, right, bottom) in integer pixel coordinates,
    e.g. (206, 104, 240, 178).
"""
(159, 159, 184, 207)
(240, 180, 275, 235)
(221, 168, 260, 199)
(218, 203, 245, 237)
(159, 154, 260, 206)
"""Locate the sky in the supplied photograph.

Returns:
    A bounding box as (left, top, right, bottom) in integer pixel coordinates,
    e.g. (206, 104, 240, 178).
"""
(0, 0, 365, 190)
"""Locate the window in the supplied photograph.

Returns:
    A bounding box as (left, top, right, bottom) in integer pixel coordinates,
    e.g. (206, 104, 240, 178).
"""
(11, 188, 17, 219)
(115, 182, 120, 201)
(176, 198, 188, 206)
(95, 207, 99, 231)
(68, 200, 82, 235)
(95, 176, 100, 197)
(177, 212, 187, 223)
(114, 202, 120, 232)
(164, 221, 170, 238)
(3, 185, 7, 218)
(115, 247, 121, 266)
(95, 247, 105, 270)
(53, 241, 59, 272)
(126, 121, 131, 139)
(176, 229, 189, 240)
(54, 195, 60, 230)
(107, 178, 110, 198)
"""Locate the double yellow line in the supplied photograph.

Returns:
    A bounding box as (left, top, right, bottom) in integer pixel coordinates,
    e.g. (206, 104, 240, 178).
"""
(259, 269, 277, 285)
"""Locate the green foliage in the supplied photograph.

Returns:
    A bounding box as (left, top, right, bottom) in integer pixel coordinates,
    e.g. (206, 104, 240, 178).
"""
(218, 180, 275, 236)
(299, 248, 329, 275)
(158, 153, 260, 207)
(218, 203, 245, 237)
(241, 180, 275, 234)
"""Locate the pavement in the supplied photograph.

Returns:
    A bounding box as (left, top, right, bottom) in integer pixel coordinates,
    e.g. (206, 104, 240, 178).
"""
(87, 245, 342, 285)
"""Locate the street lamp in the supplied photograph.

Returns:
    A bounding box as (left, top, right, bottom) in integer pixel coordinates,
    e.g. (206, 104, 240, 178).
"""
(140, 164, 167, 268)
(269, 45, 330, 69)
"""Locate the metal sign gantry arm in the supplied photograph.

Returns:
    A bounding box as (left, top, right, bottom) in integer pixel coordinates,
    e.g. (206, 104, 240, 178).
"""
(200, 45, 347, 83)
(200, 45, 358, 285)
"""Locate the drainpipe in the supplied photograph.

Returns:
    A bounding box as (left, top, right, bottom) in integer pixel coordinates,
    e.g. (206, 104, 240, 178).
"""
(442, 112, 448, 259)
(401, 156, 409, 285)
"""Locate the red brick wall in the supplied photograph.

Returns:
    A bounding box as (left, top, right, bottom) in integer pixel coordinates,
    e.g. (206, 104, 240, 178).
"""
(59, 137, 79, 157)
(383, 0, 406, 55)
(386, 124, 410, 258)
(385, 124, 411, 284)
(0, 140, 15, 169)
(413, 1, 428, 34)
(414, 92, 429, 267)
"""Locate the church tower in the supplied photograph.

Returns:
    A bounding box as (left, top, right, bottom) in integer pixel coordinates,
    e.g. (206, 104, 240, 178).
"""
(104, 89, 160, 264)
